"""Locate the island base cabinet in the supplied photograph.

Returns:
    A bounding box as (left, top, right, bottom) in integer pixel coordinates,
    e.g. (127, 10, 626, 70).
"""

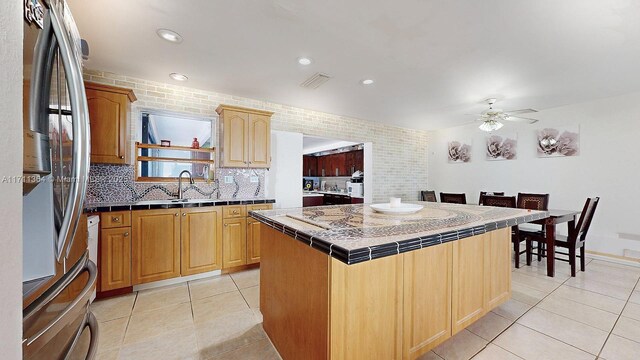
(132, 209, 181, 285)
(260, 225, 512, 360)
(452, 228, 511, 335)
(181, 207, 223, 276)
(403, 243, 452, 359)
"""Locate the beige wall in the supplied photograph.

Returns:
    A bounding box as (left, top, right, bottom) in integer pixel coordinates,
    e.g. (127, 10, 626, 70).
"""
(0, 1, 23, 358)
(84, 69, 429, 202)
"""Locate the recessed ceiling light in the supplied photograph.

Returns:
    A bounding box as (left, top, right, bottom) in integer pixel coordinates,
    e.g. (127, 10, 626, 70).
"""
(361, 79, 374, 85)
(297, 57, 312, 65)
(156, 28, 183, 43)
(169, 73, 188, 81)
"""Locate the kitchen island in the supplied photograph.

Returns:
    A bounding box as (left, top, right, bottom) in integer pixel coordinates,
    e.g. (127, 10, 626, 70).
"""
(250, 203, 548, 360)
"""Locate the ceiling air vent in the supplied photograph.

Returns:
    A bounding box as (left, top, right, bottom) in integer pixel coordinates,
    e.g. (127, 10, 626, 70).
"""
(300, 73, 331, 89)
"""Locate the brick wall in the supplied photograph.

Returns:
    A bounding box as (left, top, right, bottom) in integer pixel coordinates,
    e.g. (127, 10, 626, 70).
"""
(84, 69, 429, 202)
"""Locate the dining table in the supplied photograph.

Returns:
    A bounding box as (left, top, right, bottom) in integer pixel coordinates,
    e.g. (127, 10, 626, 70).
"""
(532, 209, 582, 277)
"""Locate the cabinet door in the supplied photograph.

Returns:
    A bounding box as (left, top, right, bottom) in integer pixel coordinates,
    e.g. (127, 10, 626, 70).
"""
(303, 156, 310, 177)
(131, 209, 181, 285)
(354, 150, 364, 172)
(247, 218, 262, 264)
(403, 243, 452, 359)
(181, 207, 223, 276)
(484, 228, 512, 309)
(221, 110, 249, 167)
(248, 113, 271, 168)
(451, 234, 487, 334)
(317, 156, 326, 177)
(86, 88, 128, 164)
(100, 227, 131, 291)
(309, 156, 318, 176)
(345, 151, 356, 174)
(223, 218, 247, 268)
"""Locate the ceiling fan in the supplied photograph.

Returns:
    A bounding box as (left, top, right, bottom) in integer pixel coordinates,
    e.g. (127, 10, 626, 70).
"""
(469, 98, 539, 132)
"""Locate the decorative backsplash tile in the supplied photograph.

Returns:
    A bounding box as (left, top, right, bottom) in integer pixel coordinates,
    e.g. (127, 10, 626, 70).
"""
(86, 164, 266, 204)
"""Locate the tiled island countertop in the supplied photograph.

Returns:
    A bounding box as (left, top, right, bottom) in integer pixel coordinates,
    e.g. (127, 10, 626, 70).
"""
(250, 202, 548, 264)
(84, 198, 276, 213)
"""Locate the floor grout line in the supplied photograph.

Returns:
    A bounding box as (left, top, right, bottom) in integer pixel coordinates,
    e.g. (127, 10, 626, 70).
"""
(596, 276, 640, 359)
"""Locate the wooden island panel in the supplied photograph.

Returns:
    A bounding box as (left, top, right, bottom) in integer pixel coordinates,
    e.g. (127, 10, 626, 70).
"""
(260, 224, 512, 360)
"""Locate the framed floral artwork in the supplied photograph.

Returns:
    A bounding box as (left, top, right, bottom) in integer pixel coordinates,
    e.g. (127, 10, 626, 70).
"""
(448, 141, 471, 163)
(486, 133, 517, 160)
(537, 126, 580, 157)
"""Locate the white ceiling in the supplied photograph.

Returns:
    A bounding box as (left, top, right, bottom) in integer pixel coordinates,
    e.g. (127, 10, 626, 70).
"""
(68, 0, 640, 130)
(303, 135, 359, 155)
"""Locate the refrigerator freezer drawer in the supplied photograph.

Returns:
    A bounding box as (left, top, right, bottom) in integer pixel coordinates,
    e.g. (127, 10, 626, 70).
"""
(23, 255, 97, 360)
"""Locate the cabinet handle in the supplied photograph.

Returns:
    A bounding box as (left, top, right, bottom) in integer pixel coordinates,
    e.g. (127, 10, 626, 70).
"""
(175, 213, 179, 217)
(119, 156, 124, 159)
(112, 217, 119, 222)
(224, 223, 228, 227)
(123, 232, 129, 237)
(232, 210, 238, 214)
(182, 213, 186, 216)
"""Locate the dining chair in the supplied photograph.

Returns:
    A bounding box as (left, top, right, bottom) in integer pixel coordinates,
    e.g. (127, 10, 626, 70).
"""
(525, 197, 600, 276)
(516, 192, 550, 266)
(421, 190, 437, 202)
(481, 195, 523, 268)
(479, 191, 505, 205)
(440, 192, 467, 204)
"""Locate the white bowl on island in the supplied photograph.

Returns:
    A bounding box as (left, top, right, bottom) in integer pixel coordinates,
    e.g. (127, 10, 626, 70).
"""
(370, 203, 424, 214)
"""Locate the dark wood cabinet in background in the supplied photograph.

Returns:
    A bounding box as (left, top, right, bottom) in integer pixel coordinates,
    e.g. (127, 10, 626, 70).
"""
(306, 150, 363, 178)
(303, 155, 318, 177)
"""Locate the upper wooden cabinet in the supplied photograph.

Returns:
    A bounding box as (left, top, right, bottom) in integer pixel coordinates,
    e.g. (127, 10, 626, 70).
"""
(312, 150, 363, 177)
(85, 82, 136, 165)
(216, 105, 273, 168)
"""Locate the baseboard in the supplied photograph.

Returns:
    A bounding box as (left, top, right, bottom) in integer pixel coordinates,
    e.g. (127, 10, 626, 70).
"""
(586, 250, 640, 268)
(133, 269, 223, 292)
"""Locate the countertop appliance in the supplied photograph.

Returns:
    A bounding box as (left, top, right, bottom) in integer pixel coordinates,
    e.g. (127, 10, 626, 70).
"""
(346, 182, 364, 198)
(303, 178, 314, 191)
(22, 1, 97, 358)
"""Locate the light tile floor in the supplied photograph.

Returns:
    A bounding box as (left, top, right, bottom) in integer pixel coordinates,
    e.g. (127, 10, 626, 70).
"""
(90, 257, 640, 360)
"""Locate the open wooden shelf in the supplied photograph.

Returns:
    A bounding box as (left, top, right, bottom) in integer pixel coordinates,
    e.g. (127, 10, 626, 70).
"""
(137, 156, 214, 165)
(136, 142, 215, 154)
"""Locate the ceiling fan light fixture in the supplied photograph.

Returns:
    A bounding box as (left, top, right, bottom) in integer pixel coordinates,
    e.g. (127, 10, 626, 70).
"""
(479, 119, 504, 132)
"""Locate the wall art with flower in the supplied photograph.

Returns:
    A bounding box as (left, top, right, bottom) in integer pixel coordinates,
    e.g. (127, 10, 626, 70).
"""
(486, 133, 517, 161)
(537, 126, 580, 157)
(448, 141, 472, 163)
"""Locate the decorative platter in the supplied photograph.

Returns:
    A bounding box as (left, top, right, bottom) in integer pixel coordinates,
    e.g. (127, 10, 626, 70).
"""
(369, 203, 424, 215)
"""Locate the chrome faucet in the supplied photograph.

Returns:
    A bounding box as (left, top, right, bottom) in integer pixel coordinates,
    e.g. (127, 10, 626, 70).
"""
(176, 170, 194, 200)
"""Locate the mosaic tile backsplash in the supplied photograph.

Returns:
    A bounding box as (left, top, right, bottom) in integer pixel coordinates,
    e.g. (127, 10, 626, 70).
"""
(86, 164, 266, 204)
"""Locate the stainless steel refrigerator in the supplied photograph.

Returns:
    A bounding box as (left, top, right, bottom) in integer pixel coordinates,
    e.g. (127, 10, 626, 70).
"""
(22, 0, 97, 358)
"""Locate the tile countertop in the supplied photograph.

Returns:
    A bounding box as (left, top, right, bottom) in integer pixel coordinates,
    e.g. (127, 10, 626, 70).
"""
(249, 202, 548, 265)
(303, 190, 364, 199)
(84, 198, 276, 213)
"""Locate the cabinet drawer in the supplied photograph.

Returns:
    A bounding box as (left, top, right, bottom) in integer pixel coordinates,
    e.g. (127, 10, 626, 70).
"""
(223, 205, 246, 219)
(246, 204, 273, 212)
(101, 211, 131, 228)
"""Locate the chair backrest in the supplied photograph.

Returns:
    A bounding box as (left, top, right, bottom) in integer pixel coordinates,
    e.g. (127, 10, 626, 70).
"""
(482, 195, 516, 208)
(421, 190, 437, 202)
(574, 197, 600, 242)
(517, 193, 550, 210)
(479, 191, 505, 205)
(440, 192, 467, 204)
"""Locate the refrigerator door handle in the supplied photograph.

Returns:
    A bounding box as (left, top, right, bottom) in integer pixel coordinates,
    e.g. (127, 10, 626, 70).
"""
(24, 258, 97, 347)
(49, 3, 91, 262)
(64, 312, 99, 360)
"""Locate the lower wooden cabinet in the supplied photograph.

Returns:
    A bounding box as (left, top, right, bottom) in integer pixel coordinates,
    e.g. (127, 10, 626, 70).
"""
(452, 228, 511, 335)
(247, 218, 262, 264)
(222, 218, 247, 268)
(132, 209, 181, 285)
(403, 242, 452, 358)
(181, 207, 223, 276)
(100, 227, 132, 291)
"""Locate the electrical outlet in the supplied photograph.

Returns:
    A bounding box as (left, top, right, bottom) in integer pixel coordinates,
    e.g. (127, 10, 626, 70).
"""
(224, 176, 234, 184)
(250, 176, 259, 183)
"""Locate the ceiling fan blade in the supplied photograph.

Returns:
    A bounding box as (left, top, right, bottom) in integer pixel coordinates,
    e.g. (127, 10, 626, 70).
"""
(505, 108, 538, 115)
(506, 116, 539, 124)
